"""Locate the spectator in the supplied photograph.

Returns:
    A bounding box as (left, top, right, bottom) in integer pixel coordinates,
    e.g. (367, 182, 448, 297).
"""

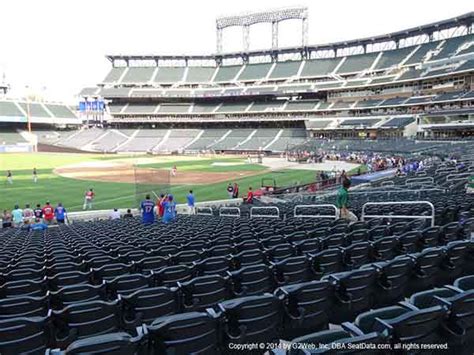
(123, 209, 134, 218)
(246, 187, 254, 204)
(336, 179, 357, 222)
(141, 195, 155, 224)
(34, 204, 43, 220)
(42, 201, 55, 224)
(55, 203, 67, 224)
(12, 204, 23, 227)
(31, 218, 48, 231)
(23, 204, 34, 223)
(187, 190, 195, 215)
(157, 194, 166, 218)
(226, 183, 234, 199)
(110, 208, 121, 220)
(2, 210, 12, 228)
(232, 183, 239, 198)
(162, 194, 176, 224)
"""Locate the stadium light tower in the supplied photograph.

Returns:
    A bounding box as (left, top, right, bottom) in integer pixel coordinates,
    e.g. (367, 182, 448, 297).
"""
(216, 6, 308, 53)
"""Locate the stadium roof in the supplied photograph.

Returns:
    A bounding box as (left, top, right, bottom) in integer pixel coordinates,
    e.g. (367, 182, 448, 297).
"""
(106, 12, 474, 63)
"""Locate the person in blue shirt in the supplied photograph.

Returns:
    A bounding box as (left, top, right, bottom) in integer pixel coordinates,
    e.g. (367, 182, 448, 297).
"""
(141, 195, 155, 224)
(162, 194, 177, 224)
(186, 190, 195, 215)
(54, 202, 67, 224)
(31, 218, 48, 231)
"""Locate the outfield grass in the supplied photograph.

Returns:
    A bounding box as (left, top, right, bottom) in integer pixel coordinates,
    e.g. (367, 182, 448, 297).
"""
(0, 153, 323, 212)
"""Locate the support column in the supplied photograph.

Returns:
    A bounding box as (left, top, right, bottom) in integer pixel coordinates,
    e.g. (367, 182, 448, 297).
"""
(216, 28, 223, 54)
(272, 21, 279, 49)
(302, 18, 308, 47)
(243, 25, 250, 52)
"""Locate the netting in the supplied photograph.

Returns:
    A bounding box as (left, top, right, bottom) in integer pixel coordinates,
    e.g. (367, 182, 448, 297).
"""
(134, 166, 171, 207)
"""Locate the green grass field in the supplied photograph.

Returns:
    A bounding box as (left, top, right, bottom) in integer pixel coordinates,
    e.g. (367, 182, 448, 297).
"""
(0, 153, 329, 212)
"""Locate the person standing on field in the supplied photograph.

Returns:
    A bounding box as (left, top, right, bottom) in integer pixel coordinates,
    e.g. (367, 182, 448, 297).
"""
(6, 170, 13, 184)
(83, 188, 95, 210)
(187, 190, 195, 215)
(233, 183, 239, 198)
(33, 168, 38, 183)
(227, 183, 234, 199)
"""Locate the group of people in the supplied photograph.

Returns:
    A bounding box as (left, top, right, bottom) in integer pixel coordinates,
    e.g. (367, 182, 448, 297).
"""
(139, 193, 180, 224)
(1, 201, 67, 230)
(5, 168, 38, 184)
(226, 183, 240, 199)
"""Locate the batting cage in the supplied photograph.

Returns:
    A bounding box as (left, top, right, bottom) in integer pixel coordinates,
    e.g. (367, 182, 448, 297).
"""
(134, 166, 171, 207)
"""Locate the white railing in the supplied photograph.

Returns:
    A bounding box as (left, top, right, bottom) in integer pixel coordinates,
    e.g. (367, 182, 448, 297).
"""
(350, 187, 445, 199)
(361, 201, 435, 227)
(219, 207, 241, 217)
(196, 207, 213, 216)
(293, 204, 338, 219)
(250, 206, 280, 219)
(381, 181, 395, 187)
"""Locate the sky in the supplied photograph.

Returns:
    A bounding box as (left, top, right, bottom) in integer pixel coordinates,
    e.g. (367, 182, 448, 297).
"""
(0, 0, 472, 103)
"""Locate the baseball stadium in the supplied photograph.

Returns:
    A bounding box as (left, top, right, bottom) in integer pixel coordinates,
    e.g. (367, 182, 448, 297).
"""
(1, 2, 474, 354)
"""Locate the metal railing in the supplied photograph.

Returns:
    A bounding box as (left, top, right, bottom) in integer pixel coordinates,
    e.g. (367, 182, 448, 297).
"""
(219, 207, 241, 217)
(349, 187, 445, 199)
(250, 206, 280, 219)
(196, 207, 213, 216)
(293, 204, 338, 219)
(361, 201, 435, 227)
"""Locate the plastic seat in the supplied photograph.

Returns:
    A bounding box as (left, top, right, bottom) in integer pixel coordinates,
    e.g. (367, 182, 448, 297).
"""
(0, 294, 49, 319)
(294, 239, 320, 255)
(155, 264, 195, 287)
(310, 248, 343, 278)
(265, 243, 296, 262)
(454, 275, 474, 291)
(408, 247, 444, 294)
(369, 256, 413, 307)
(272, 255, 313, 286)
(195, 256, 231, 276)
(397, 231, 421, 254)
(218, 294, 282, 349)
(0, 314, 52, 355)
(344, 229, 369, 245)
(323, 267, 377, 323)
(92, 263, 133, 283)
(275, 280, 332, 340)
(409, 287, 460, 309)
(106, 273, 154, 297)
(52, 300, 124, 348)
(121, 286, 178, 326)
(0, 278, 48, 298)
(50, 284, 107, 309)
(231, 249, 267, 269)
(134, 256, 168, 273)
(228, 264, 274, 297)
(46, 332, 145, 355)
(370, 236, 398, 261)
(342, 241, 371, 270)
(321, 233, 345, 249)
(1, 267, 46, 283)
(145, 311, 220, 354)
(169, 250, 203, 265)
(179, 274, 230, 311)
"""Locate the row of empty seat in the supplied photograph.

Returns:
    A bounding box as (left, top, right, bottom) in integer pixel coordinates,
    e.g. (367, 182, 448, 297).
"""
(99, 34, 474, 85)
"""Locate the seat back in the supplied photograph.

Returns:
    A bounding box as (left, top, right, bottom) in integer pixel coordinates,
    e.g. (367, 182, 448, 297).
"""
(146, 311, 220, 354)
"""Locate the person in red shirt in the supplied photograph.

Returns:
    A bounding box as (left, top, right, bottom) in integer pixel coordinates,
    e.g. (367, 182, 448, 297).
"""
(246, 187, 254, 204)
(42, 201, 55, 224)
(83, 188, 95, 210)
(157, 194, 166, 218)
